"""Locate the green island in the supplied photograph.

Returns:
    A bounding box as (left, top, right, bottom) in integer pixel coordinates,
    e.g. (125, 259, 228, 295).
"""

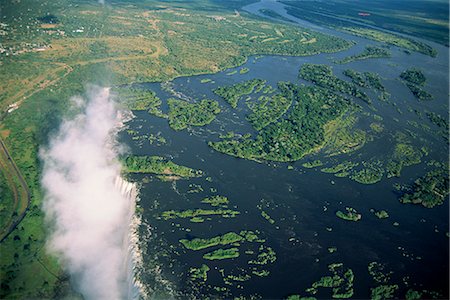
(399, 169, 449, 208)
(240, 67, 250, 74)
(336, 207, 362, 221)
(209, 84, 356, 162)
(189, 264, 210, 281)
(257, 204, 276, 225)
(302, 160, 324, 168)
(372, 209, 389, 219)
(213, 79, 266, 108)
(343, 70, 386, 92)
(305, 263, 354, 298)
(167, 98, 221, 131)
(370, 284, 399, 300)
(350, 161, 385, 184)
(299, 63, 371, 104)
(246, 83, 293, 130)
(159, 208, 240, 221)
(336, 46, 390, 64)
(203, 247, 240, 260)
(400, 68, 433, 101)
(180, 232, 244, 251)
(122, 155, 203, 178)
(201, 195, 229, 207)
(114, 87, 164, 116)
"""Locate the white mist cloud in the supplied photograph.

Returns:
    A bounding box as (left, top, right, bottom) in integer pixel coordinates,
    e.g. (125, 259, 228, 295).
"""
(41, 86, 134, 300)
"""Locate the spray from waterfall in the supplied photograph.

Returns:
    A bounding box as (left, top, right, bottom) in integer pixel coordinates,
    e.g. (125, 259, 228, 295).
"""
(40, 86, 140, 300)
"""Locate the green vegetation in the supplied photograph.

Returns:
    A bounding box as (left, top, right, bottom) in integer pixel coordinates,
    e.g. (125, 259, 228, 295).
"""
(336, 207, 361, 221)
(299, 64, 371, 104)
(373, 210, 389, 219)
(203, 247, 240, 260)
(342, 28, 437, 57)
(405, 289, 422, 300)
(399, 169, 449, 208)
(257, 204, 275, 225)
(189, 264, 210, 281)
(328, 247, 338, 253)
(114, 87, 164, 117)
(368, 262, 392, 284)
(350, 161, 384, 184)
(386, 142, 423, 178)
(306, 263, 354, 298)
(247, 87, 292, 130)
(167, 98, 220, 130)
(239, 67, 250, 74)
(201, 195, 229, 207)
(336, 46, 390, 64)
(210, 84, 355, 162)
(0, 0, 358, 297)
(321, 161, 358, 174)
(400, 68, 433, 101)
(180, 232, 243, 251)
(302, 160, 323, 168)
(160, 208, 239, 220)
(123, 155, 202, 178)
(370, 284, 398, 300)
(323, 113, 366, 156)
(252, 269, 270, 277)
(343, 70, 386, 93)
(248, 245, 277, 265)
(400, 68, 426, 86)
(213, 79, 265, 108)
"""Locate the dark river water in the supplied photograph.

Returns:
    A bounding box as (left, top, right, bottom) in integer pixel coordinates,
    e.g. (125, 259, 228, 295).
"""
(118, 1, 449, 299)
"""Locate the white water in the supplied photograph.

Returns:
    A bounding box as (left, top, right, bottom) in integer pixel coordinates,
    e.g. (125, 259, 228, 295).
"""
(41, 86, 142, 300)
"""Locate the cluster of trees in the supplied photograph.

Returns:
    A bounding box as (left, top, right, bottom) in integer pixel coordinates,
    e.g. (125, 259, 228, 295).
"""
(115, 87, 164, 116)
(213, 79, 266, 108)
(167, 98, 220, 130)
(336, 46, 390, 64)
(122, 155, 202, 178)
(210, 83, 353, 162)
(179, 232, 244, 251)
(160, 208, 239, 220)
(400, 169, 449, 208)
(246, 82, 293, 130)
(343, 69, 385, 92)
(203, 248, 239, 260)
(400, 68, 433, 101)
(299, 63, 371, 104)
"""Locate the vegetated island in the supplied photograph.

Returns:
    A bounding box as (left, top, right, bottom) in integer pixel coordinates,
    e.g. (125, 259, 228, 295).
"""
(399, 168, 449, 208)
(299, 63, 371, 104)
(214, 79, 266, 108)
(167, 98, 220, 131)
(122, 155, 203, 179)
(209, 82, 362, 162)
(203, 247, 240, 260)
(335, 46, 390, 64)
(336, 207, 362, 221)
(400, 68, 433, 101)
